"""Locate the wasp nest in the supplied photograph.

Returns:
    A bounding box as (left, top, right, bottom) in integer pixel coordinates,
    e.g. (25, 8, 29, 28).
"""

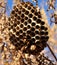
(8, 2, 49, 55)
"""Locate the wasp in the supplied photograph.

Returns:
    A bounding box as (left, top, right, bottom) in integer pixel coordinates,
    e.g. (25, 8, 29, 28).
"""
(47, 0, 56, 11)
(50, 12, 57, 25)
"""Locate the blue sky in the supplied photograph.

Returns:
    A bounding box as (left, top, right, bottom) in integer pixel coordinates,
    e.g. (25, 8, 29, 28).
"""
(6, 0, 13, 15)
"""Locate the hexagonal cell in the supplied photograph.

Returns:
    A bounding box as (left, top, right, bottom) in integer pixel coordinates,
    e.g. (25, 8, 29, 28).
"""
(31, 9, 35, 13)
(25, 10, 29, 15)
(24, 3, 28, 8)
(21, 14, 24, 18)
(30, 32, 35, 37)
(36, 19, 41, 23)
(40, 30, 45, 35)
(11, 10, 15, 15)
(20, 24, 24, 28)
(22, 8, 25, 12)
(31, 22, 36, 26)
(36, 25, 40, 29)
(35, 35, 40, 40)
(28, 19, 32, 23)
(25, 16, 28, 20)
(31, 27, 35, 31)
(33, 16, 37, 21)
(27, 25, 31, 29)
(35, 30, 39, 34)
(21, 19, 24, 23)
(28, 6, 31, 10)
(23, 27, 27, 31)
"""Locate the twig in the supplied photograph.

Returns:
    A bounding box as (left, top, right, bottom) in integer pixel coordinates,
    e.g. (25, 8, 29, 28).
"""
(47, 43, 57, 61)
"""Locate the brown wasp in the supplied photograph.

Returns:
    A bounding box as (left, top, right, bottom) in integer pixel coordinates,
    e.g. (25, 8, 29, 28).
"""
(50, 12, 57, 25)
(47, 0, 56, 11)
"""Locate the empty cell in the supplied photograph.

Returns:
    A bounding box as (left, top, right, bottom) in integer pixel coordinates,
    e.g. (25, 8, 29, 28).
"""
(36, 25, 40, 29)
(41, 21, 45, 25)
(19, 30, 23, 33)
(30, 32, 35, 37)
(14, 18, 17, 21)
(14, 13, 18, 17)
(27, 35, 31, 39)
(17, 16, 20, 20)
(40, 36, 45, 39)
(17, 20, 20, 24)
(29, 14, 33, 18)
(13, 6, 16, 10)
(24, 4, 28, 8)
(31, 22, 35, 26)
(36, 41, 40, 44)
(28, 19, 32, 23)
(36, 19, 41, 23)
(35, 36, 40, 39)
(21, 14, 24, 18)
(34, 12, 38, 16)
(40, 31, 45, 35)
(33, 16, 37, 21)
(16, 26, 19, 30)
(45, 27, 48, 31)
(27, 30, 31, 34)
(21, 2, 25, 5)
(40, 26, 45, 30)
(16, 37, 19, 41)
(8, 17, 11, 21)
(11, 10, 15, 14)
(45, 32, 48, 35)
(31, 38, 35, 42)
(11, 16, 14, 19)
(25, 11, 29, 15)
(45, 36, 49, 39)
(15, 8, 18, 12)
(13, 28, 16, 32)
(20, 24, 23, 28)
(10, 25, 13, 29)
(27, 25, 31, 29)
(20, 40, 23, 44)
(28, 6, 31, 10)
(18, 11, 21, 14)
(35, 31, 39, 34)
(25, 17, 28, 20)
(13, 23, 17, 27)
(23, 33, 26, 36)
(24, 22, 27, 25)
(21, 19, 24, 23)
(19, 35, 23, 39)
(14, 39, 17, 43)
(16, 32, 19, 36)
(31, 9, 34, 13)
(22, 8, 25, 12)
(38, 14, 41, 18)
(23, 27, 27, 31)
(31, 27, 35, 31)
